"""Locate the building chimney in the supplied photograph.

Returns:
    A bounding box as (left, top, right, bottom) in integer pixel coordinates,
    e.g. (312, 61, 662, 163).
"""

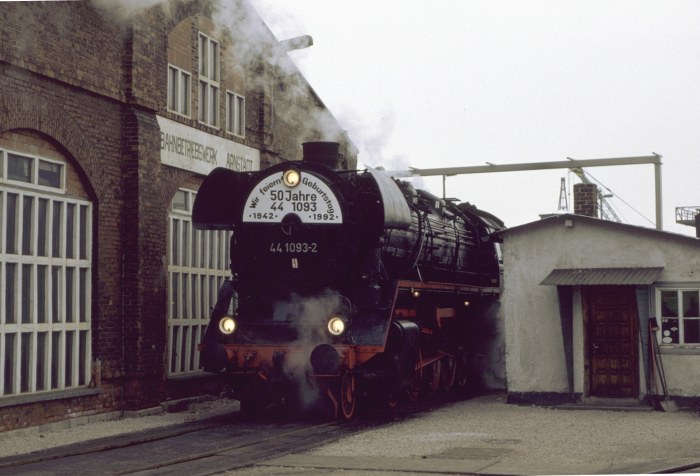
(573, 183, 599, 218)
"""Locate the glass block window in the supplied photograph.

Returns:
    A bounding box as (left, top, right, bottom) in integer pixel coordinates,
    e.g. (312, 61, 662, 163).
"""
(167, 188, 232, 375)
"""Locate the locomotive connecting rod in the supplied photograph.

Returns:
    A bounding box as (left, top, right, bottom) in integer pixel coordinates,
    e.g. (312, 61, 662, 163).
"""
(387, 154, 663, 230)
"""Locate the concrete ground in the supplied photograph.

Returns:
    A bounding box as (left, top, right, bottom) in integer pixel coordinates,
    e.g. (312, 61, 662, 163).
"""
(231, 392, 700, 475)
(1, 392, 698, 475)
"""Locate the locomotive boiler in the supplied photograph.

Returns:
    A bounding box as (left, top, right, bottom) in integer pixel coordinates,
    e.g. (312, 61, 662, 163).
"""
(193, 142, 503, 419)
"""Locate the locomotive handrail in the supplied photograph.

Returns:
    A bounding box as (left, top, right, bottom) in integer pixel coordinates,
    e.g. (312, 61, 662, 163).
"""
(397, 280, 500, 296)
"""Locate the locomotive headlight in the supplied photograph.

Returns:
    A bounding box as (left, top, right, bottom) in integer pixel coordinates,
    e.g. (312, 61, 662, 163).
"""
(218, 316, 237, 335)
(327, 316, 347, 336)
(283, 169, 301, 187)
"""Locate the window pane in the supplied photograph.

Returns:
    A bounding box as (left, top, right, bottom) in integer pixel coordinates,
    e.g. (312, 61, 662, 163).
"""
(8, 154, 32, 183)
(182, 221, 189, 266)
(79, 268, 88, 322)
(182, 73, 191, 116)
(36, 332, 47, 391)
(683, 291, 699, 317)
(172, 219, 179, 266)
(38, 198, 48, 257)
(20, 333, 31, 393)
(684, 319, 700, 344)
(52, 202, 62, 257)
(211, 85, 219, 126)
(65, 331, 74, 387)
(5, 193, 17, 254)
(199, 34, 207, 77)
(211, 41, 218, 81)
(66, 203, 75, 259)
(168, 66, 178, 110)
(660, 291, 678, 317)
(21, 264, 32, 323)
(38, 160, 62, 188)
(52, 266, 61, 322)
(79, 205, 88, 259)
(0, 191, 4, 252)
(22, 196, 34, 255)
(5, 263, 16, 324)
(660, 318, 679, 344)
(172, 190, 188, 211)
(226, 92, 233, 133)
(51, 331, 60, 388)
(4, 333, 15, 395)
(171, 272, 179, 317)
(79, 330, 88, 385)
(66, 267, 74, 322)
(199, 81, 207, 122)
(170, 326, 179, 372)
(38, 265, 47, 323)
(236, 96, 245, 136)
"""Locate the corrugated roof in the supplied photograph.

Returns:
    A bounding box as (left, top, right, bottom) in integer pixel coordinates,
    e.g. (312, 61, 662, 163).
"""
(540, 267, 663, 285)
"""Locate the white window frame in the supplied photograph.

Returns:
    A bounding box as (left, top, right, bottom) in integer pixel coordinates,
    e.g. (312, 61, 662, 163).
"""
(167, 188, 232, 376)
(655, 287, 700, 346)
(198, 33, 220, 128)
(167, 64, 191, 118)
(0, 148, 92, 398)
(1, 151, 66, 194)
(226, 91, 245, 138)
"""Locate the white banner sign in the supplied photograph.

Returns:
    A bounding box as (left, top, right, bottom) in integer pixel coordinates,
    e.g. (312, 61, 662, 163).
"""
(157, 116, 260, 175)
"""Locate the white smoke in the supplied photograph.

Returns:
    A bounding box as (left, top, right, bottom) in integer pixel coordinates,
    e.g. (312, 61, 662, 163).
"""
(90, 0, 170, 22)
(272, 290, 347, 410)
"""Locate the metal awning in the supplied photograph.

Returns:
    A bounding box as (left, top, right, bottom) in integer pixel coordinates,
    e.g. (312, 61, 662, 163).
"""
(540, 267, 663, 286)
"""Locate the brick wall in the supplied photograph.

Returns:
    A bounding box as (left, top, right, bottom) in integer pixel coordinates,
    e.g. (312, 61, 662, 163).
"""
(573, 183, 599, 218)
(0, 0, 358, 431)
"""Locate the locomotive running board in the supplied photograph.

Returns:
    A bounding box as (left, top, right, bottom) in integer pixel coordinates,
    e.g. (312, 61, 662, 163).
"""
(397, 280, 500, 296)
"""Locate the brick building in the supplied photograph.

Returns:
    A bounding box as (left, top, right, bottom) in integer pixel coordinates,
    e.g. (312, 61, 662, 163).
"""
(0, 0, 356, 431)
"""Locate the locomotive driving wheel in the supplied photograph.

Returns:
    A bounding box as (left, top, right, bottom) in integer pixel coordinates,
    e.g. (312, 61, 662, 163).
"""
(338, 369, 356, 420)
(441, 355, 457, 391)
(426, 360, 442, 393)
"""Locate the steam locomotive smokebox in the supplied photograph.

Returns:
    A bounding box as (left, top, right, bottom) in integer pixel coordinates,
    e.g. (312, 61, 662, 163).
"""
(302, 141, 341, 169)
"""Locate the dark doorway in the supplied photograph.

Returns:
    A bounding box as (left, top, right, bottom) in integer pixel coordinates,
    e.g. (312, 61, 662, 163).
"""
(583, 285, 639, 398)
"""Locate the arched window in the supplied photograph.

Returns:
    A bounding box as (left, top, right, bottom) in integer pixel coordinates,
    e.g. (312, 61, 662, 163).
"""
(0, 136, 92, 396)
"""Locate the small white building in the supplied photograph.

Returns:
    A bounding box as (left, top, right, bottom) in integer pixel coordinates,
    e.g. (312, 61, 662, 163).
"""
(496, 212, 700, 408)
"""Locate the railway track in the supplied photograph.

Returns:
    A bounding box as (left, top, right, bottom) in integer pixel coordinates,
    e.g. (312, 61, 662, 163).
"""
(0, 412, 370, 475)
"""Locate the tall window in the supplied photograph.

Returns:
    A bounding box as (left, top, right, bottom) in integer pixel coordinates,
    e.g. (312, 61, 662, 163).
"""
(198, 33, 220, 128)
(167, 65, 191, 117)
(226, 91, 245, 138)
(167, 188, 232, 375)
(657, 288, 700, 345)
(0, 149, 92, 397)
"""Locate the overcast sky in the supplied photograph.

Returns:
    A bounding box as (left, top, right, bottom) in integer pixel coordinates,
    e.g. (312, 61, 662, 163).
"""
(248, 0, 700, 236)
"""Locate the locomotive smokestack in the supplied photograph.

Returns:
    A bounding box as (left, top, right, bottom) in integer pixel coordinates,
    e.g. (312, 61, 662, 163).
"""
(302, 141, 342, 170)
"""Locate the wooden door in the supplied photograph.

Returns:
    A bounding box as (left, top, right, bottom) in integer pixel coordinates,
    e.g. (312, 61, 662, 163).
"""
(584, 286, 639, 398)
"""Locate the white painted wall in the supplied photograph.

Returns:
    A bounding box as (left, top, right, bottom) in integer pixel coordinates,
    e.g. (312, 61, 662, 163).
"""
(500, 215, 700, 397)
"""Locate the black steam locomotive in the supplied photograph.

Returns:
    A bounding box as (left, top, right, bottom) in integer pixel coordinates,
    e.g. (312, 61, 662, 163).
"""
(193, 142, 503, 419)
